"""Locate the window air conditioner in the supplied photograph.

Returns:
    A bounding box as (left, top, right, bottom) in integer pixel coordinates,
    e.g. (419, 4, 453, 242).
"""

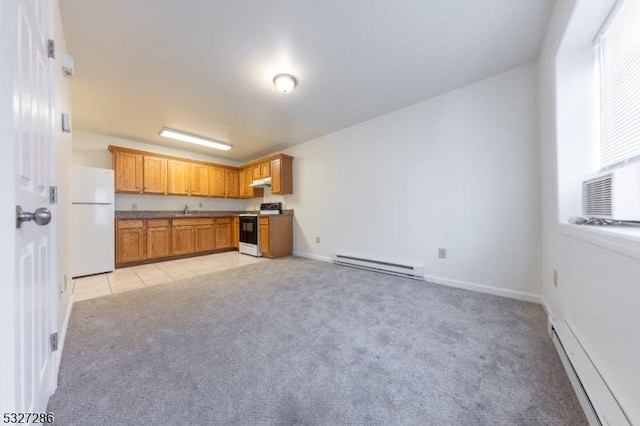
(582, 162, 640, 221)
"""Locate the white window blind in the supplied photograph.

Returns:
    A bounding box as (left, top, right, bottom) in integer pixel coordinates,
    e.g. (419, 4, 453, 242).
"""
(598, 0, 640, 169)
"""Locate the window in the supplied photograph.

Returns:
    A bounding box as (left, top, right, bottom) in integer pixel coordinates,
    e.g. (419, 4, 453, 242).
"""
(597, 0, 640, 170)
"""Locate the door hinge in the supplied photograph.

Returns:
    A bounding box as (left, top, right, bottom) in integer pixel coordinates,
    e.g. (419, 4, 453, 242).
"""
(47, 39, 55, 58)
(50, 186, 57, 204)
(50, 332, 58, 352)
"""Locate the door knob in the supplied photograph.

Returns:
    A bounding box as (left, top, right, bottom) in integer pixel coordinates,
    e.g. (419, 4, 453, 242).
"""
(16, 206, 52, 229)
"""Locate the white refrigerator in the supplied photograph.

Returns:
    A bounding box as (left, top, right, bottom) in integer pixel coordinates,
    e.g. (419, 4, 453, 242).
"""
(71, 166, 115, 278)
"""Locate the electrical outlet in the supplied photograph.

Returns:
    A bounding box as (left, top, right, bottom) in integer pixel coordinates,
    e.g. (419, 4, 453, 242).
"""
(315, 237, 320, 244)
(438, 248, 447, 259)
(553, 270, 558, 288)
(199, 202, 203, 208)
(131, 203, 138, 211)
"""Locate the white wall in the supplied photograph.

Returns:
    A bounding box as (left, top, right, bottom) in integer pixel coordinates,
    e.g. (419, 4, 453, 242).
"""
(72, 131, 248, 212)
(263, 64, 541, 299)
(540, 0, 640, 423)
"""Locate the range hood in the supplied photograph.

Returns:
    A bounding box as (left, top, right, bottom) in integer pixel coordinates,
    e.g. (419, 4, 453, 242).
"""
(250, 177, 272, 188)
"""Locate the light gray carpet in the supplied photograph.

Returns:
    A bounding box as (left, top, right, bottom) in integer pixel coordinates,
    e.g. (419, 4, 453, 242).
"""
(49, 257, 586, 425)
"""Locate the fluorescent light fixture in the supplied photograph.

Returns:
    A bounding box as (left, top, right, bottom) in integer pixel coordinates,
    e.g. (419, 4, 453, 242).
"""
(273, 73, 297, 93)
(159, 128, 231, 151)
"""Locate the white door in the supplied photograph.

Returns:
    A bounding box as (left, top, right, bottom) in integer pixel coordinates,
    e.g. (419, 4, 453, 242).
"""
(0, 0, 55, 413)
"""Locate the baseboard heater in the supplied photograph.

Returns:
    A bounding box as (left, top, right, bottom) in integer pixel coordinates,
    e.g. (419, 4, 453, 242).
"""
(332, 254, 424, 280)
(551, 320, 630, 426)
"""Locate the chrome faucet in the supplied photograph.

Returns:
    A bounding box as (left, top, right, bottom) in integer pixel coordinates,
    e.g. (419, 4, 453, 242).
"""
(183, 204, 189, 215)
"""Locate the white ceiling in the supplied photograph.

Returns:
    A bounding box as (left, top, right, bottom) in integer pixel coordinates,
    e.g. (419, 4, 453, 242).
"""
(60, 0, 553, 162)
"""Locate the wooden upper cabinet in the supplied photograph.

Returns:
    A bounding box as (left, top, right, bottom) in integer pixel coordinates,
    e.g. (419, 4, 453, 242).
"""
(239, 167, 263, 199)
(225, 169, 239, 198)
(260, 162, 271, 178)
(109, 145, 293, 199)
(239, 167, 250, 198)
(252, 164, 261, 180)
(208, 166, 226, 198)
(114, 151, 143, 193)
(252, 161, 270, 180)
(189, 163, 209, 196)
(143, 156, 167, 194)
(167, 159, 190, 195)
(270, 155, 293, 195)
(270, 158, 281, 194)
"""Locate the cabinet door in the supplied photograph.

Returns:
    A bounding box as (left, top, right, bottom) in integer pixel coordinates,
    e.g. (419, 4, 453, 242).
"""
(231, 217, 239, 248)
(259, 218, 269, 254)
(147, 226, 171, 259)
(225, 169, 239, 198)
(195, 225, 215, 252)
(270, 158, 281, 194)
(240, 167, 263, 199)
(143, 156, 167, 194)
(172, 226, 195, 255)
(208, 166, 226, 197)
(260, 161, 271, 178)
(190, 163, 209, 196)
(270, 156, 293, 195)
(117, 228, 146, 263)
(252, 164, 261, 180)
(114, 151, 143, 192)
(215, 218, 232, 249)
(239, 168, 250, 198)
(167, 159, 190, 195)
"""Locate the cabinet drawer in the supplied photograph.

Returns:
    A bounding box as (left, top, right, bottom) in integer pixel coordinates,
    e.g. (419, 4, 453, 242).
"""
(147, 219, 170, 227)
(172, 218, 214, 226)
(215, 217, 231, 224)
(259, 217, 269, 225)
(117, 219, 145, 229)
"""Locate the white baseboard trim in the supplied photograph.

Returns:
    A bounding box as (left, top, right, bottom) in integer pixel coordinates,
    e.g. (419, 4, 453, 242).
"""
(425, 275, 542, 304)
(292, 251, 333, 263)
(50, 295, 73, 395)
(550, 317, 630, 425)
(542, 300, 555, 337)
(294, 252, 542, 304)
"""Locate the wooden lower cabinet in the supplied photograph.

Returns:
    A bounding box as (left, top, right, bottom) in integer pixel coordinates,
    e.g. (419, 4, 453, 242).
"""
(116, 220, 146, 263)
(195, 223, 215, 252)
(259, 218, 270, 255)
(259, 215, 293, 259)
(116, 216, 248, 267)
(171, 226, 196, 255)
(146, 219, 171, 259)
(215, 218, 232, 249)
(231, 217, 239, 248)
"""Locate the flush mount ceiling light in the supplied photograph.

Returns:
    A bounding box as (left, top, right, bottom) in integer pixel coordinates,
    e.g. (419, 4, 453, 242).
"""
(160, 128, 231, 151)
(273, 73, 297, 93)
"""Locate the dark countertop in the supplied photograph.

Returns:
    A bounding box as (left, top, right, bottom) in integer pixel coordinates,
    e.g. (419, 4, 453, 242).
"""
(115, 210, 294, 219)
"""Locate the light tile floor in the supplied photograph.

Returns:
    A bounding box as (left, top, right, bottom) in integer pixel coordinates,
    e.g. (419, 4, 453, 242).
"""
(72, 252, 268, 302)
